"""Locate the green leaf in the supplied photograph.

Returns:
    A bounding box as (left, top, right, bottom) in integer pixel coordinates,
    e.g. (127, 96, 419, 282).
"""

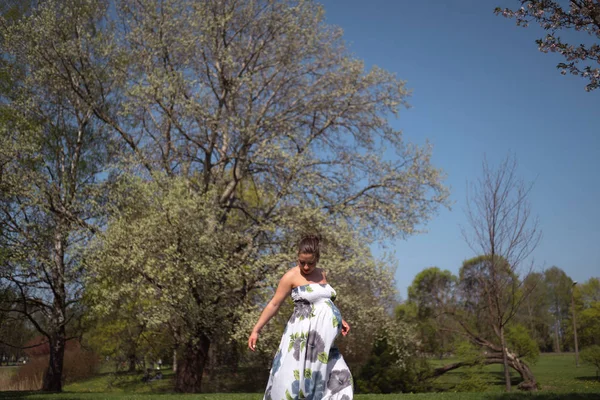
(306, 286, 313, 292)
(332, 316, 338, 327)
(317, 352, 328, 364)
(294, 370, 300, 380)
(304, 368, 312, 379)
(286, 389, 294, 400)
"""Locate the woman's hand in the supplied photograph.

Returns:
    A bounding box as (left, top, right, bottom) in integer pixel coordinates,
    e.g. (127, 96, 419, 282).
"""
(341, 319, 351, 336)
(248, 330, 259, 351)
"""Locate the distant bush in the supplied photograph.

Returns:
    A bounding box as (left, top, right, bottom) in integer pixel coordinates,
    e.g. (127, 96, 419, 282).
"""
(454, 366, 489, 392)
(9, 342, 100, 390)
(355, 336, 432, 393)
(506, 324, 540, 365)
(5, 357, 44, 390)
(581, 345, 600, 380)
(63, 345, 101, 383)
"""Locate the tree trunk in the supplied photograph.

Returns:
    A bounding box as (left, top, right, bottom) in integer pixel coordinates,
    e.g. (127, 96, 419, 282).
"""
(434, 352, 538, 391)
(42, 331, 66, 392)
(500, 325, 511, 391)
(554, 319, 561, 352)
(173, 348, 177, 372)
(174, 333, 210, 393)
(508, 351, 538, 391)
(128, 354, 137, 372)
(42, 230, 67, 392)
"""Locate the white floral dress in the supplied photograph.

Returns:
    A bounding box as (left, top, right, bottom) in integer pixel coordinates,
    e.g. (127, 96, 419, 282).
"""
(264, 283, 353, 400)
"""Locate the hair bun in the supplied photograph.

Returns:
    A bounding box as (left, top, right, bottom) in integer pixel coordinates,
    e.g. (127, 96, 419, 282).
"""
(298, 234, 322, 258)
(302, 234, 321, 243)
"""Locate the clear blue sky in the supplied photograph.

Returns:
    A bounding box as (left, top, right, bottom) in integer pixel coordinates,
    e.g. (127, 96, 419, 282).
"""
(320, 0, 599, 299)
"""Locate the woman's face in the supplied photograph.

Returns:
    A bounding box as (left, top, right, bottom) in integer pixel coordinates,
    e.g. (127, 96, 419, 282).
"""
(298, 252, 318, 275)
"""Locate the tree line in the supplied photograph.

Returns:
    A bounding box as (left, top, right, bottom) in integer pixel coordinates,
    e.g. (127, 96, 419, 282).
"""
(399, 267, 599, 389)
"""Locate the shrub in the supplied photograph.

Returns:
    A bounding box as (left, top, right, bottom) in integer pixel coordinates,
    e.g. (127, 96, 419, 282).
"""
(355, 336, 431, 393)
(8, 356, 45, 390)
(581, 345, 600, 380)
(9, 344, 100, 390)
(63, 346, 101, 383)
(506, 324, 540, 365)
(454, 366, 489, 392)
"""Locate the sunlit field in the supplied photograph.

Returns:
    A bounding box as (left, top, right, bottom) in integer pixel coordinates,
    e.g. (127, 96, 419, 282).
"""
(1, 353, 599, 400)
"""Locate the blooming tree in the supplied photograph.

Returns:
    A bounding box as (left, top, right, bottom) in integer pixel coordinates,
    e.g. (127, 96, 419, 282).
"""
(495, 1, 600, 91)
(3, 0, 449, 391)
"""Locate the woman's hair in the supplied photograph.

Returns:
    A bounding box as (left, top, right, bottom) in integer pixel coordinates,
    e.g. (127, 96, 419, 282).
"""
(298, 235, 321, 259)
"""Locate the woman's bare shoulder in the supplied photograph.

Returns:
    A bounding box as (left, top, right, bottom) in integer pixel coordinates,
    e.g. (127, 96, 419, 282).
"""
(281, 266, 299, 283)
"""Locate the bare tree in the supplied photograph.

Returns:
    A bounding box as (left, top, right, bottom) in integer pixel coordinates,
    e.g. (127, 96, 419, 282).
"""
(461, 154, 542, 391)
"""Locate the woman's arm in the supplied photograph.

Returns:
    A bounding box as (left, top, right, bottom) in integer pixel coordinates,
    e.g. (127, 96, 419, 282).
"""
(248, 273, 294, 351)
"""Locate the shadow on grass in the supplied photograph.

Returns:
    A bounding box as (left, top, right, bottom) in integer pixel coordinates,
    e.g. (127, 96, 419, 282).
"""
(485, 394, 600, 400)
(574, 376, 600, 382)
(74, 370, 175, 394)
(0, 371, 176, 399)
(2, 391, 600, 400)
(0, 392, 51, 400)
(0, 391, 177, 399)
(487, 371, 523, 387)
(106, 375, 173, 393)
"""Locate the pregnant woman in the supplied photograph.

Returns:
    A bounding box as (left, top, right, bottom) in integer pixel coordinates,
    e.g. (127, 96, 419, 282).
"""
(248, 235, 353, 400)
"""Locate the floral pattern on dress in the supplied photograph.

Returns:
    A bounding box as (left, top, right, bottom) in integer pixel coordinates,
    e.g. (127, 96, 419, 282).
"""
(263, 283, 353, 400)
(291, 299, 314, 323)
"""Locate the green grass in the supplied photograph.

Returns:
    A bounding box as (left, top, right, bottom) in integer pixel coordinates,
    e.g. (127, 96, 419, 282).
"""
(1, 393, 600, 400)
(429, 353, 600, 394)
(64, 371, 174, 394)
(0, 353, 598, 399)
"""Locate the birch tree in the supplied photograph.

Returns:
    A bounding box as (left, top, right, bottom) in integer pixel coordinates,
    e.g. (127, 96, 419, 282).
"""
(0, 0, 114, 390)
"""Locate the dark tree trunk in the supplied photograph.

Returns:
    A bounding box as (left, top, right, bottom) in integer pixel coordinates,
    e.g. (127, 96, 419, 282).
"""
(175, 333, 210, 393)
(504, 348, 538, 391)
(42, 330, 66, 392)
(42, 230, 68, 392)
(128, 354, 137, 372)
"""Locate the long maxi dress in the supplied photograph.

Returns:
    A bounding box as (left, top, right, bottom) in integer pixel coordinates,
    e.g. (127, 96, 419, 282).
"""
(264, 283, 353, 400)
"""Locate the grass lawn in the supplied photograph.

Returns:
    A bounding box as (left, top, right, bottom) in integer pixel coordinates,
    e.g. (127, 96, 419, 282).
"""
(429, 353, 600, 394)
(1, 392, 600, 399)
(0, 353, 598, 399)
